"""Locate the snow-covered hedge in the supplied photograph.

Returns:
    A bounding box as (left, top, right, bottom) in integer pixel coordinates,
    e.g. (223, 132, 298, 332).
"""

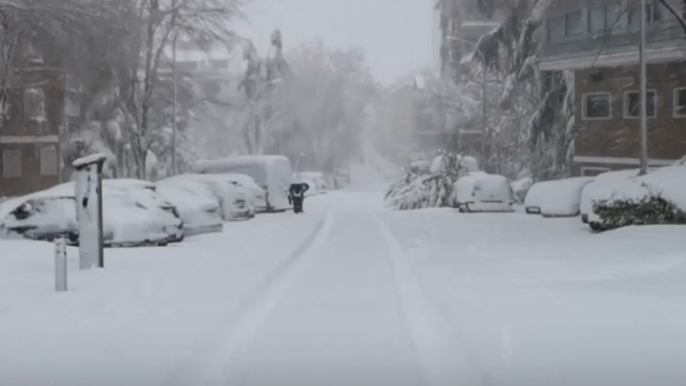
(580, 169, 642, 222)
(588, 165, 686, 231)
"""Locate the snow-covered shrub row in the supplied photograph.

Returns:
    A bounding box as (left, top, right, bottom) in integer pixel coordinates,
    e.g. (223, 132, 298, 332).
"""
(588, 165, 686, 231)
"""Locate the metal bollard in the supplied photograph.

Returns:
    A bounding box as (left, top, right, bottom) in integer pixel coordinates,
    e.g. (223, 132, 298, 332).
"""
(55, 238, 67, 292)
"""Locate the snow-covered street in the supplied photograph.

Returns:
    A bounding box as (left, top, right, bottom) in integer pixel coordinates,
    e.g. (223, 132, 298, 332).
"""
(1, 190, 685, 386)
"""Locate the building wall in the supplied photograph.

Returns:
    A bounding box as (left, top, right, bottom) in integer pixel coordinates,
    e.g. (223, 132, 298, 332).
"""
(0, 59, 63, 197)
(437, 0, 504, 78)
(0, 142, 59, 197)
(573, 61, 686, 174)
(539, 0, 686, 69)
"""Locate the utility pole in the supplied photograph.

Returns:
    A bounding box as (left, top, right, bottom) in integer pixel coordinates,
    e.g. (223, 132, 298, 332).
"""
(482, 54, 487, 170)
(638, 0, 649, 175)
(171, 0, 178, 175)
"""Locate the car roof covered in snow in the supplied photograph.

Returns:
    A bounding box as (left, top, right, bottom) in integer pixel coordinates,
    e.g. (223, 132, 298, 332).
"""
(194, 155, 290, 172)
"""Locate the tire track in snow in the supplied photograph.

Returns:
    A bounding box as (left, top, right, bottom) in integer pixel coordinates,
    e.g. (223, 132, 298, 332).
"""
(170, 210, 335, 386)
(374, 215, 494, 386)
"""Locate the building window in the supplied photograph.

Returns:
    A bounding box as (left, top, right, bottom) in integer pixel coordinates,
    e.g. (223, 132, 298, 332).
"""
(582, 93, 612, 120)
(549, 11, 582, 41)
(40, 146, 58, 176)
(589, 7, 606, 34)
(565, 11, 582, 36)
(548, 15, 566, 41)
(606, 3, 620, 30)
(24, 88, 46, 122)
(674, 88, 686, 117)
(589, 3, 621, 34)
(628, 2, 662, 29)
(624, 90, 657, 118)
(2, 149, 22, 178)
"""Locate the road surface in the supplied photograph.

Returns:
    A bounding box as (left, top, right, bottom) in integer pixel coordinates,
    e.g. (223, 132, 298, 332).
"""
(1, 191, 685, 386)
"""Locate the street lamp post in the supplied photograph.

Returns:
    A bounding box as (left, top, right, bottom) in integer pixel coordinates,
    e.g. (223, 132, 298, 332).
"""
(171, 0, 178, 175)
(638, 0, 649, 175)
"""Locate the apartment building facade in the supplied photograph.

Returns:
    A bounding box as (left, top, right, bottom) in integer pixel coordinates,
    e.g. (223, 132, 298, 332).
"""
(538, 0, 686, 176)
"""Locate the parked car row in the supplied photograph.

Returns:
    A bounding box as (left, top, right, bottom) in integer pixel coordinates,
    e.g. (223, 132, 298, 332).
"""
(0, 155, 342, 247)
(0, 172, 274, 247)
(0, 179, 184, 247)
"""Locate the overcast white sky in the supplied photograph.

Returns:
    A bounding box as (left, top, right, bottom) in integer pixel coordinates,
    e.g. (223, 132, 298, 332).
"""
(238, 0, 437, 85)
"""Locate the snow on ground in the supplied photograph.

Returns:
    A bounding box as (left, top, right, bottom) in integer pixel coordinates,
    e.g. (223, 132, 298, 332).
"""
(381, 209, 686, 386)
(1, 188, 685, 386)
(0, 197, 338, 386)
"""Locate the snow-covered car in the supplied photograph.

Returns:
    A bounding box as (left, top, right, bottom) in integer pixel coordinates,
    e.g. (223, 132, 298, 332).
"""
(455, 172, 515, 213)
(0, 180, 184, 247)
(524, 177, 594, 217)
(586, 165, 686, 231)
(159, 174, 255, 221)
(580, 169, 643, 223)
(97, 180, 184, 247)
(294, 172, 328, 196)
(217, 173, 267, 213)
(155, 181, 223, 236)
(0, 194, 78, 241)
(194, 156, 293, 212)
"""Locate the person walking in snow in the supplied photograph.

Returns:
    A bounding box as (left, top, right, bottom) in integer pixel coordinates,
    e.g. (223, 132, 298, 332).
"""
(289, 183, 310, 214)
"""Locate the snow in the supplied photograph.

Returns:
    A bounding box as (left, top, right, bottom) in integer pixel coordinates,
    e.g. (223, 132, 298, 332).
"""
(194, 155, 292, 172)
(587, 164, 686, 227)
(72, 153, 107, 169)
(1, 191, 685, 385)
(158, 174, 255, 221)
(294, 172, 328, 196)
(526, 177, 594, 217)
(454, 172, 514, 212)
(1, 197, 77, 240)
(209, 173, 266, 211)
(194, 156, 293, 211)
(155, 184, 224, 236)
(510, 176, 533, 202)
(1, 181, 183, 246)
(385, 174, 459, 210)
(580, 168, 642, 219)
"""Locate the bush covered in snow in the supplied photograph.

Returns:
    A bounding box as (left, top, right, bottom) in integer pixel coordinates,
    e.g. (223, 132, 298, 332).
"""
(384, 154, 477, 210)
(384, 173, 460, 210)
(588, 165, 686, 231)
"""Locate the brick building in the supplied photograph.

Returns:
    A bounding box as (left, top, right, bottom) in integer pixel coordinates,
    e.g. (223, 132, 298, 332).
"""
(538, 0, 686, 176)
(0, 42, 64, 197)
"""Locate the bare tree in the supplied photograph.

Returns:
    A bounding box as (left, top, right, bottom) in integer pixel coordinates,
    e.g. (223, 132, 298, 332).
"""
(116, 0, 242, 178)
